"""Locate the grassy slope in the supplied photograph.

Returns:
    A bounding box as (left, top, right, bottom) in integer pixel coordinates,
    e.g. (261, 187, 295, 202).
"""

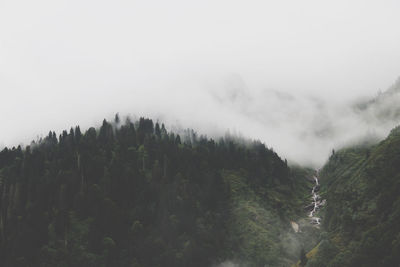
(221, 166, 318, 267)
(306, 126, 400, 266)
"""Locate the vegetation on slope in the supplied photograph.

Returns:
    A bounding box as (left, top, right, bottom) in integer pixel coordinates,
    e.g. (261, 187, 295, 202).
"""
(307, 126, 400, 266)
(0, 116, 312, 267)
(222, 167, 314, 266)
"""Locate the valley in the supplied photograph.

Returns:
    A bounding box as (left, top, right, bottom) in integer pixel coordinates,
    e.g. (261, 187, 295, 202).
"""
(0, 117, 399, 267)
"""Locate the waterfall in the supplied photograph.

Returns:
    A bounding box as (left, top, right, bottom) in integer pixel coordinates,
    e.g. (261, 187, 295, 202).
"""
(308, 175, 325, 225)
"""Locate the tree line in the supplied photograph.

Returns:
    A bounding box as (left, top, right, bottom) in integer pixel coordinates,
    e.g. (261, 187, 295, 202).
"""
(0, 115, 291, 267)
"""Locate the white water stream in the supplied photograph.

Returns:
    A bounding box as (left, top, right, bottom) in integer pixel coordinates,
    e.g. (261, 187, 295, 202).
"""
(308, 175, 325, 225)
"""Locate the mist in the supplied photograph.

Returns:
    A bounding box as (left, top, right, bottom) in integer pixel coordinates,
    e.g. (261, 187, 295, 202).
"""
(1, 0, 400, 166)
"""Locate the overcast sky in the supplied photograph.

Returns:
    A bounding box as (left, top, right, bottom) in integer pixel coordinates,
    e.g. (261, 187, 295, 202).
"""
(1, 0, 400, 166)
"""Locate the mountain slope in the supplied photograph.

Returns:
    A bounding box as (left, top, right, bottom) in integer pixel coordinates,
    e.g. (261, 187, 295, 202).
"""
(221, 166, 316, 266)
(306, 126, 400, 266)
(0, 117, 313, 267)
(354, 77, 400, 124)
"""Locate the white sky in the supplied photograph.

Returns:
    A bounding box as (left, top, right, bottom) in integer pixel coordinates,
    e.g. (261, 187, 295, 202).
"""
(1, 0, 400, 166)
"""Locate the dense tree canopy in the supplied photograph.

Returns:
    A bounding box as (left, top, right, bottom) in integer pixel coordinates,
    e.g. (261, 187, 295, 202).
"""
(307, 126, 400, 267)
(0, 117, 299, 267)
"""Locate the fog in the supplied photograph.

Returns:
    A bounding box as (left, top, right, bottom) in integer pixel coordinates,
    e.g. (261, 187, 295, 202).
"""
(1, 0, 400, 166)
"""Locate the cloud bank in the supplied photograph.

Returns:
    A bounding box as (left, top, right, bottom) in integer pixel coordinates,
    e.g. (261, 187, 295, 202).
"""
(2, 74, 400, 167)
(1, 0, 400, 166)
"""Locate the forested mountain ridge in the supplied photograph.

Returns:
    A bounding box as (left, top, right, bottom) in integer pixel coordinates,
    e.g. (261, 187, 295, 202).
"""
(304, 126, 400, 266)
(0, 116, 312, 267)
(354, 77, 400, 124)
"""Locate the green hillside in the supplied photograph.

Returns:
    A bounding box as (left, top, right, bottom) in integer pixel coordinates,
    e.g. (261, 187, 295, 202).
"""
(221, 166, 316, 266)
(306, 126, 400, 266)
(0, 116, 315, 267)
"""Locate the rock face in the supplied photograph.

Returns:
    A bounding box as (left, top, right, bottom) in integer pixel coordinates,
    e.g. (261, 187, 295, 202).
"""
(291, 221, 299, 233)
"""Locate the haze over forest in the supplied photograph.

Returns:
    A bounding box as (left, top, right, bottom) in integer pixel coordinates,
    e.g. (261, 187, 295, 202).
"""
(2, 1, 400, 267)
(1, 0, 400, 166)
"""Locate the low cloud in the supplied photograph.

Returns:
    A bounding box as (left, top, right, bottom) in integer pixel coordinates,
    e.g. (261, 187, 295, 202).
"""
(2, 74, 400, 167)
(2, 0, 400, 167)
(155, 75, 400, 167)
